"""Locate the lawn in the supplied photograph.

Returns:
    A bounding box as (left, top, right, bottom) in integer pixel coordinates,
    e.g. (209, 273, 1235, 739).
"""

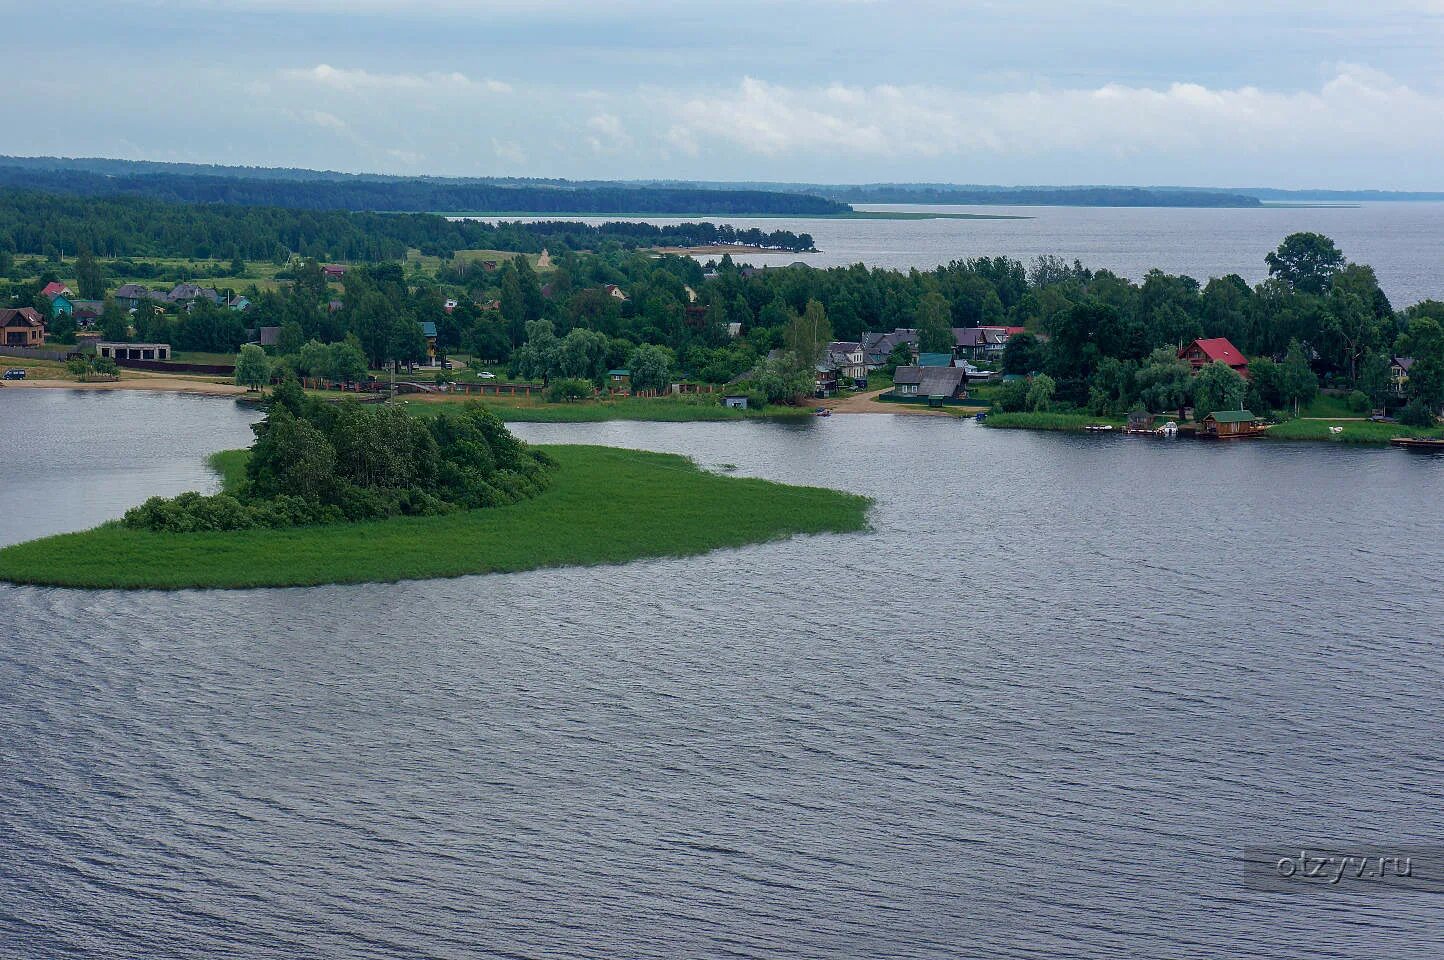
(1298, 393, 1365, 419)
(982, 411, 1127, 431)
(1262, 418, 1444, 444)
(0, 445, 870, 590)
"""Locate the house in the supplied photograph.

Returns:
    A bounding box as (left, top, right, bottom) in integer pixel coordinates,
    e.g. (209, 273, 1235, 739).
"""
(97, 341, 171, 361)
(419, 320, 438, 361)
(722, 395, 749, 410)
(814, 363, 840, 398)
(444, 298, 459, 313)
(602, 284, 628, 301)
(725, 322, 742, 338)
(1179, 337, 1248, 376)
(917, 352, 954, 367)
(71, 300, 104, 326)
(48, 293, 75, 318)
(1390, 356, 1414, 395)
(862, 328, 919, 369)
(1199, 409, 1262, 438)
(255, 326, 282, 348)
(165, 283, 222, 306)
(328, 299, 345, 313)
(892, 364, 968, 403)
(322, 264, 347, 281)
(113, 284, 153, 310)
(230, 296, 252, 313)
(827, 341, 868, 388)
(479, 299, 501, 312)
(1, 307, 46, 347)
(607, 368, 632, 390)
(537, 248, 552, 269)
(952, 327, 990, 359)
(40, 281, 73, 300)
(1126, 410, 1156, 433)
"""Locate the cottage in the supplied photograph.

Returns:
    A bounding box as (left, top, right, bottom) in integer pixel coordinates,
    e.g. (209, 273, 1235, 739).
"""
(827, 341, 868, 388)
(230, 296, 252, 313)
(814, 363, 840, 398)
(1390, 356, 1414, 395)
(255, 326, 282, 348)
(861, 328, 919, 369)
(322, 264, 347, 281)
(71, 300, 104, 327)
(607, 368, 632, 391)
(917, 352, 954, 368)
(97, 341, 171, 361)
(1, 307, 46, 347)
(603, 284, 628, 301)
(41, 281, 73, 300)
(113, 283, 152, 310)
(48, 293, 75, 318)
(893, 365, 967, 403)
(1126, 410, 1156, 433)
(1198, 409, 1262, 438)
(1179, 337, 1248, 376)
(165, 283, 222, 306)
(419, 320, 439, 362)
(951, 327, 991, 359)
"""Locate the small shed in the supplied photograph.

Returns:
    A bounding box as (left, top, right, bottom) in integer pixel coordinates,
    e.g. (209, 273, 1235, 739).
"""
(607, 369, 632, 389)
(723, 395, 749, 410)
(1127, 410, 1155, 432)
(1199, 409, 1260, 438)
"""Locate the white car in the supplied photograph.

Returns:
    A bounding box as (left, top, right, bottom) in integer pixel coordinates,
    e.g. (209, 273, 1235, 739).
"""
(476, 371, 497, 380)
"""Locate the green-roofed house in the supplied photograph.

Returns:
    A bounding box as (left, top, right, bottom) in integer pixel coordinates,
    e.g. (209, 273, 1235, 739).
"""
(418, 320, 438, 362)
(1199, 409, 1262, 438)
(607, 369, 632, 393)
(917, 352, 954, 367)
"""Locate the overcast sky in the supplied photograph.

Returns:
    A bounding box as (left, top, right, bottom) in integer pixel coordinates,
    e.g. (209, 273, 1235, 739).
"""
(7, 0, 1444, 187)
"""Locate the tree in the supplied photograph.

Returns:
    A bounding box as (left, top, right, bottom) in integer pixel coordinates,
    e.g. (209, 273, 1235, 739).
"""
(1191, 360, 1248, 421)
(916, 291, 954, 354)
(246, 408, 337, 501)
(1265, 233, 1345, 295)
(885, 340, 913, 375)
(628, 343, 673, 393)
(1279, 339, 1319, 415)
(556, 327, 610, 383)
(325, 337, 370, 383)
(783, 299, 832, 369)
(75, 249, 105, 300)
(747, 352, 814, 405)
(1134, 346, 1193, 419)
(276, 320, 305, 355)
(1002, 332, 1042, 375)
(1026, 373, 1056, 412)
(509, 318, 560, 383)
(98, 297, 130, 342)
(235, 343, 271, 391)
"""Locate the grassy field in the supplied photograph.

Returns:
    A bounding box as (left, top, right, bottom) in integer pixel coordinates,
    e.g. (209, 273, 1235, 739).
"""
(402, 394, 812, 422)
(1298, 393, 1365, 419)
(982, 411, 1127, 431)
(1262, 419, 1444, 444)
(0, 445, 870, 590)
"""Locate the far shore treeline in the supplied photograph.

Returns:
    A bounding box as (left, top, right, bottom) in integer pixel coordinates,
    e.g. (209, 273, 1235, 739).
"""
(0, 189, 817, 261)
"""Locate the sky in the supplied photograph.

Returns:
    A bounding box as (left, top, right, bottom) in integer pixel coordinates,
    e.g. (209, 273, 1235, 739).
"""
(6, 0, 1444, 188)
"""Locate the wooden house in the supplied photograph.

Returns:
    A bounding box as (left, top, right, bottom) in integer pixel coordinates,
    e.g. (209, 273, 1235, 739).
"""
(1, 307, 46, 347)
(1198, 409, 1262, 438)
(1179, 338, 1249, 376)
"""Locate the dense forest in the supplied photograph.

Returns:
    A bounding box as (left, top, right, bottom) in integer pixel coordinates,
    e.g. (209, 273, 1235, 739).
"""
(641, 181, 1265, 207)
(0, 189, 816, 261)
(0, 165, 847, 216)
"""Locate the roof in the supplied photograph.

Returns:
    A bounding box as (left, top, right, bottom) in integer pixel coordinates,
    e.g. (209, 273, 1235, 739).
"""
(917, 352, 954, 367)
(322, 264, 347, 275)
(919, 366, 967, 398)
(1, 307, 45, 328)
(257, 325, 281, 346)
(952, 327, 990, 348)
(1182, 337, 1247, 366)
(114, 283, 150, 298)
(1205, 409, 1256, 423)
(419, 321, 438, 338)
(607, 368, 630, 377)
(979, 325, 1026, 336)
(40, 282, 71, 299)
(893, 365, 925, 386)
(1392, 356, 1415, 372)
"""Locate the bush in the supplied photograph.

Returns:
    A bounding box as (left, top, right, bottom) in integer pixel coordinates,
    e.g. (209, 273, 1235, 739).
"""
(1346, 390, 1371, 414)
(545, 378, 593, 403)
(1398, 399, 1437, 428)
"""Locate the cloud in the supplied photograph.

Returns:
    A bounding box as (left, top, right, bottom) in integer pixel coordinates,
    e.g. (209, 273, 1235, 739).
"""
(585, 112, 631, 152)
(658, 67, 1444, 166)
(284, 64, 510, 94)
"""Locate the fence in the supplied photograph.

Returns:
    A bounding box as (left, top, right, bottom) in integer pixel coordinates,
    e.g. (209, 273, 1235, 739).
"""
(0, 345, 75, 362)
(116, 358, 237, 375)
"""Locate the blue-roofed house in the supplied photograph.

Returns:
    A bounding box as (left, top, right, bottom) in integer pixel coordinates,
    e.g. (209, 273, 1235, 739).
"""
(419, 320, 438, 362)
(917, 352, 954, 367)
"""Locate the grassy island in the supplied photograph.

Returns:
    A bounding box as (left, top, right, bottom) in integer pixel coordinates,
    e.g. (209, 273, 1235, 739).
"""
(0, 444, 869, 591)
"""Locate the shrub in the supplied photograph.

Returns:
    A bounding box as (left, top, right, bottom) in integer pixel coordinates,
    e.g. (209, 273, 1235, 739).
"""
(1398, 399, 1437, 428)
(545, 378, 593, 403)
(1346, 390, 1371, 414)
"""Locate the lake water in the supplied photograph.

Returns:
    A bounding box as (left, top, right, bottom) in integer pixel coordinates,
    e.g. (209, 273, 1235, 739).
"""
(472, 202, 1444, 308)
(3, 391, 1443, 959)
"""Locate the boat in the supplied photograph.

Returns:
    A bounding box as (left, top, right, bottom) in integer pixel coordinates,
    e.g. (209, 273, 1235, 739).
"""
(1389, 436, 1444, 450)
(974, 412, 987, 423)
(1157, 421, 1178, 438)
(813, 407, 832, 417)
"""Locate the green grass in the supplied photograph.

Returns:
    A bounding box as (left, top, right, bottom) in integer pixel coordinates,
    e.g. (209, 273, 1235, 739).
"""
(1298, 393, 1364, 419)
(206, 449, 251, 493)
(403, 396, 812, 422)
(0, 445, 870, 590)
(1261, 419, 1444, 444)
(982, 411, 1126, 431)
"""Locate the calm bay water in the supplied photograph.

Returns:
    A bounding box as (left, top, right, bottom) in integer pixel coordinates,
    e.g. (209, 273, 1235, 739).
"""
(475, 202, 1444, 307)
(3, 391, 1444, 958)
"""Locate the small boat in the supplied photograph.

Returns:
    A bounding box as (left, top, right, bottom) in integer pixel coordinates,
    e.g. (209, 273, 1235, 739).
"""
(813, 407, 832, 417)
(1157, 421, 1178, 438)
(974, 412, 987, 423)
(1390, 436, 1444, 450)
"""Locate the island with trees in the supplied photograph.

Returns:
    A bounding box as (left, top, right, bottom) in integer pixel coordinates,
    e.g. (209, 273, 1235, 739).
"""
(0, 386, 870, 589)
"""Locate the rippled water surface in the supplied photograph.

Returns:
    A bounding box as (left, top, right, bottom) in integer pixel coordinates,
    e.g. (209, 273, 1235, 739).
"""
(3, 392, 1443, 959)
(472, 202, 1444, 307)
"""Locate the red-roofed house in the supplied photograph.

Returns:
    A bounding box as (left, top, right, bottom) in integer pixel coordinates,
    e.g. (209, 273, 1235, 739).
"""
(1179, 337, 1248, 376)
(322, 264, 347, 281)
(40, 281, 73, 300)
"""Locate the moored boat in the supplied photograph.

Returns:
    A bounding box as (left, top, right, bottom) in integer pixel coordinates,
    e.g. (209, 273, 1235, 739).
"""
(1390, 436, 1444, 450)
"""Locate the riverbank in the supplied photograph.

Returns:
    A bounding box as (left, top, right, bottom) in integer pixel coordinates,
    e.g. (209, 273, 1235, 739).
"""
(0, 444, 870, 590)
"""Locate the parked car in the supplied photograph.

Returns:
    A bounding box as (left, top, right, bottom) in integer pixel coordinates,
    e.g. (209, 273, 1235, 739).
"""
(441, 359, 453, 369)
(3, 368, 26, 380)
(476, 371, 497, 380)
